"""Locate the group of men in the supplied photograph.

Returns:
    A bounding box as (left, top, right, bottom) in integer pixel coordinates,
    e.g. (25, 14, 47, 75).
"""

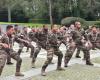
(0, 21, 100, 77)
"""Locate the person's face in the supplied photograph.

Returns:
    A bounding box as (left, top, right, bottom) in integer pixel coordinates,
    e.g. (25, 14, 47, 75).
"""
(60, 27, 64, 32)
(75, 22, 81, 29)
(52, 25, 58, 33)
(43, 25, 47, 29)
(15, 26, 18, 30)
(53, 25, 58, 30)
(43, 25, 48, 30)
(92, 27, 97, 33)
(8, 28, 15, 35)
(70, 24, 75, 30)
(24, 28, 27, 32)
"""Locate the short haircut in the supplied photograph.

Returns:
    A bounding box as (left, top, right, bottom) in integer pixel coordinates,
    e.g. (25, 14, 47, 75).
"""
(23, 27, 27, 29)
(75, 21, 80, 25)
(15, 24, 18, 27)
(43, 25, 45, 28)
(51, 24, 57, 29)
(6, 25, 13, 31)
(91, 25, 96, 28)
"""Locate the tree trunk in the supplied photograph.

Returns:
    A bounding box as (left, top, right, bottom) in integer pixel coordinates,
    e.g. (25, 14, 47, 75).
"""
(48, 0, 53, 25)
(8, 6, 11, 22)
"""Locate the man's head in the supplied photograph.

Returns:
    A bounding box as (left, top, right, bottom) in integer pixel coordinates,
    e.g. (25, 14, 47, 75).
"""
(14, 24, 18, 30)
(91, 26, 97, 33)
(51, 24, 58, 33)
(70, 24, 75, 30)
(42, 25, 48, 32)
(32, 28, 36, 32)
(59, 26, 66, 33)
(23, 27, 27, 32)
(6, 25, 14, 35)
(75, 21, 81, 29)
(15, 24, 18, 27)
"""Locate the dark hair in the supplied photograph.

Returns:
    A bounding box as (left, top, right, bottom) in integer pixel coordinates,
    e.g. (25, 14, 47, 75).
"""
(74, 21, 80, 25)
(15, 24, 18, 27)
(91, 25, 96, 28)
(6, 25, 13, 31)
(23, 27, 27, 29)
(43, 25, 45, 28)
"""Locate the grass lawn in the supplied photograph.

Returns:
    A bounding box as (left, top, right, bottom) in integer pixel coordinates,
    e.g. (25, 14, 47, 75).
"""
(1, 57, 45, 77)
(92, 57, 100, 64)
(0, 22, 48, 27)
(69, 49, 99, 59)
(0, 21, 100, 28)
(33, 64, 100, 80)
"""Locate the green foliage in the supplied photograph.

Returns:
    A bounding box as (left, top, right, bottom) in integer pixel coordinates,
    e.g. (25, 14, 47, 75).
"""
(61, 17, 88, 27)
(94, 22, 100, 28)
(0, 0, 100, 23)
(87, 21, 100, 27)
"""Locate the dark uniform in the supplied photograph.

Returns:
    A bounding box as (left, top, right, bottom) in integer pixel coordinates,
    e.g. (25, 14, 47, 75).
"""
(14, 33, 35, 58)
(0, 34, 7, 75)
(17, 27, 31, 54)
(13, 25, 20, 46)
(23, 30, 30, 52)
(75, 29, 86, 58)
(88, 31, 100, 49)
(41, 30, 64, 76)
(31, 29, 49, 68)
(64, 28, 93, 67)
(30, 27, 64, 76)
(57, 29, 68, 48)
(0, 33, 24, 76)
(14, 24, 20, 35)
(6, 34, 14, 64)
(67, 27, 82, 58)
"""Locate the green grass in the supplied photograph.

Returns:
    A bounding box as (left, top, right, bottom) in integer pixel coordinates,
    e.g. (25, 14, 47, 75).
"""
(92, 57, 100, 64)
(0, 21, 100, 28)
(1, 57, 45, 77)
(33, 64, 100, 80)
(0, 22, 48, 27)
(1, 21, 99, 28)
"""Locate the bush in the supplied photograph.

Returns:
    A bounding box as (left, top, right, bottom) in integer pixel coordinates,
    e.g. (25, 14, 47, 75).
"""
(94, 22, 100, 28)
(61, 17, 88, 27)
(87, 21, 100, 28)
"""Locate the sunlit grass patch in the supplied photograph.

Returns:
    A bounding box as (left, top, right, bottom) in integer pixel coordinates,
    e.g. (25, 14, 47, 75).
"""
(33, 64, 100, 80)
(1, 57, 45, 77)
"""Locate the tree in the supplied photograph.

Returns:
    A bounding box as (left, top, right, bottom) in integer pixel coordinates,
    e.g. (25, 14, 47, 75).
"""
(48, 0, 53, 25)
(0, 0, 26, 22)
